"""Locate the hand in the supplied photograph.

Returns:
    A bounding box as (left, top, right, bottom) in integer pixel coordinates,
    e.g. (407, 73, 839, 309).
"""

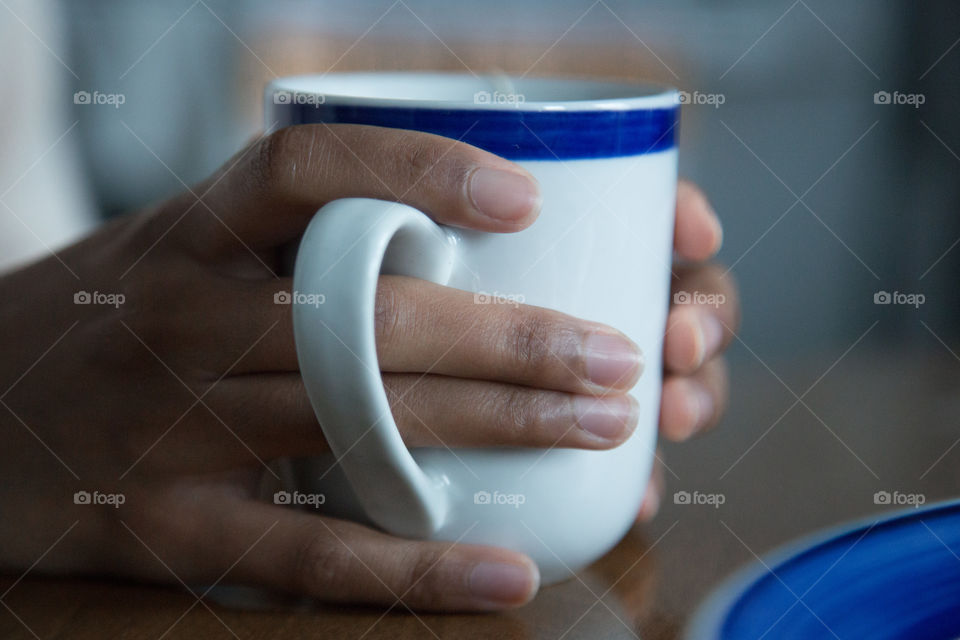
(0, 125, 644, 612)
(638, 180, 740, 520)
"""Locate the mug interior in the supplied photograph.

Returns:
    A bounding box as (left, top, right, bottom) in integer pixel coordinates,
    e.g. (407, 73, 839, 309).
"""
(270, 72, 677, 110)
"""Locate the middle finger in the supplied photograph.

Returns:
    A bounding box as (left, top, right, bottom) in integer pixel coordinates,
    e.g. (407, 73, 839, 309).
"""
(227, 275, 644, 396)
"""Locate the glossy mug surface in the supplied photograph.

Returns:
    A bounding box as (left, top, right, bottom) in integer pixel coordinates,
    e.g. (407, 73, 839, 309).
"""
(265, 72, 679, 584)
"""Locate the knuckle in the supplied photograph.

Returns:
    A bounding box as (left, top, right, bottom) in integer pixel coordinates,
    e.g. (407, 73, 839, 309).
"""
(509, 312, 559, 378)
(396, 134, 467, 192)
(374, 278, 405, 352)
(294, 528, 352, 596)
(401, 136, 444, 179)
(381, 374, 403, 406)
(499, 388, 549, 443)
(251, 129, 286, 190)
(397, 545, 446, 605)
(250, 126, 309, 193)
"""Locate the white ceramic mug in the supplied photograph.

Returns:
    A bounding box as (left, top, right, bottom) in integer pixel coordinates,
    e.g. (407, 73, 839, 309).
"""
(265, 72, 679, 584)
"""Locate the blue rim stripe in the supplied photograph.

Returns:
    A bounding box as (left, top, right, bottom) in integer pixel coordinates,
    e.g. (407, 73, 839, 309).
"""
(272, 103, 679, 160)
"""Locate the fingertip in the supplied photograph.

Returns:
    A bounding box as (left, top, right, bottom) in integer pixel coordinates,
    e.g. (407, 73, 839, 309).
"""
(694, 204, 723, 260)
(664, 308, 705, 373)
(700, 312, 724, 360)
(665, 307, 725, 374)
(708, 208, 724, 253)
(467, 166, 542, 230)
(675, 181, 723, 260)
(637, 485, 661, 522)
(583, 331, 645, 392)
(660, 377, 708, 441)
(467, 554, 540, 609)
(681, 211, 722, 261)
(573, 393, 640, 445)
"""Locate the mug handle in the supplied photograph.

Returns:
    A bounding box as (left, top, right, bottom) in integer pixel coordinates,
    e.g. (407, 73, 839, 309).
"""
(292, 198, 456, 538)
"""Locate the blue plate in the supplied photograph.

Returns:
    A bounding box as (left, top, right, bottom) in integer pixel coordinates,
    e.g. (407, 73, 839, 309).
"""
(687, 499, 960, 639)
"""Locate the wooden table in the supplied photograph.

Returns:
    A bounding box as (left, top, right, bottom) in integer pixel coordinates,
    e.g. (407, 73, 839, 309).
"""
(3, 350, 958, 639)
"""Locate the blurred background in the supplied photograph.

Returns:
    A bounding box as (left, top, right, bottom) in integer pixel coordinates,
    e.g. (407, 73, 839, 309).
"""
(2, 0, 960, 634)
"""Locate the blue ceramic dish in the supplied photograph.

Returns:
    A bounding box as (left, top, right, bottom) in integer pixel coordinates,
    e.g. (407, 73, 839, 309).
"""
(687, 499, 960, 639)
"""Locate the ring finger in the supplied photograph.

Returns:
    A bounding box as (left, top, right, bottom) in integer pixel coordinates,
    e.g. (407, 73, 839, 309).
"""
(192, 373, 639, 467)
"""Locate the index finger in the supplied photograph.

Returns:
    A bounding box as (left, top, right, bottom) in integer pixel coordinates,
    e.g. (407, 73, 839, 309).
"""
(165, 124, 542, 259)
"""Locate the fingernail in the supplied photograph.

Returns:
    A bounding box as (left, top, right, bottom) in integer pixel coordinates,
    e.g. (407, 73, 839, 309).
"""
(685, 381, 714, 432)
(708, 208, 724, 252)
(469, 168, 542, 221)
(574, 395, 638, 441)
(469, 561, 538, 605)
(583, 333, 643, 389)
(697, 314, 724, 365)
